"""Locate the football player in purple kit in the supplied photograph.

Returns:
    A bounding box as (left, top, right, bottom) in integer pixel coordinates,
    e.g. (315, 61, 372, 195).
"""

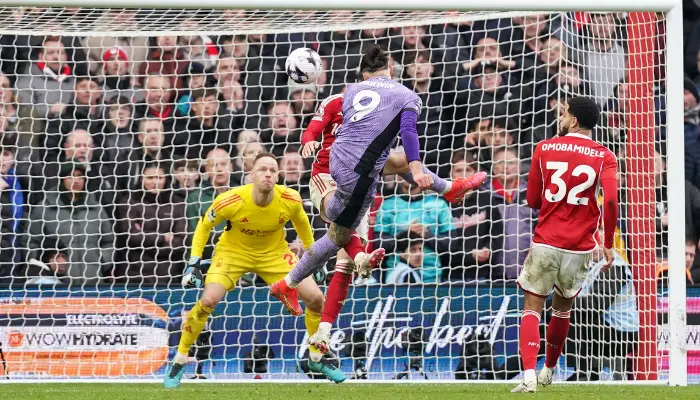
(271, 44, 487, 314)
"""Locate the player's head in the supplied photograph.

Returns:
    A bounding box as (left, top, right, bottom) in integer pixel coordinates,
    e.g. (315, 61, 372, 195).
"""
(359, 44, 392, 81)
(252, 152, 279, 192)
(559, 96, 600, 135)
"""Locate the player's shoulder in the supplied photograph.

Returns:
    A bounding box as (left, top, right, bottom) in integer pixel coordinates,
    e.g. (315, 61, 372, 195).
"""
(212, 187, 247, 211)
(277, 185, 303, 205)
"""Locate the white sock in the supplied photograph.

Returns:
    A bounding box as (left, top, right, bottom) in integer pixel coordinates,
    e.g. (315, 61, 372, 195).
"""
(353, 252, 367, 265)
(524, 369, 537, 382)
(309, 348, 323, 362)
(318, 322, 332, 334)
(441, 181, 452, 194)
(173, 352, 188, 365)
(284, 275, 299, 288)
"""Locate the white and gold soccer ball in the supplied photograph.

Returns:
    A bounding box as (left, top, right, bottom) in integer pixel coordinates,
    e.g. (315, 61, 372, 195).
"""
(285, 47, 322, 84)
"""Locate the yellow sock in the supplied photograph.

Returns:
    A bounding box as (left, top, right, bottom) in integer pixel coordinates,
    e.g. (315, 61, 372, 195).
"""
(177, 301, 213, 356)
(305, 309, 323, 361)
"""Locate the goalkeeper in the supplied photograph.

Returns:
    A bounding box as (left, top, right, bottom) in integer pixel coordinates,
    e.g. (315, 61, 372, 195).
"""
(164, 152, 344, 388)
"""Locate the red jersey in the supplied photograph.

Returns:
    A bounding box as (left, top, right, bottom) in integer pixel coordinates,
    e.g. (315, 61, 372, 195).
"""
(527, 133, 619, 252)
(301, 94, 343, 176)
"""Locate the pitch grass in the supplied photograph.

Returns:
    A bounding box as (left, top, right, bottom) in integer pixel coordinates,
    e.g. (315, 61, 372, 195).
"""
(2, 383, 700, 400)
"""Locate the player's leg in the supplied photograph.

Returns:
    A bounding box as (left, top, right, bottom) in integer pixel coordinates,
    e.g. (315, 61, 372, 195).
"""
(273, 174, 377, 313)
(383, 151, 487, 203)
(539, 251, 591, 386)
(310, 250, 354, 354)
(164, 267, 237, 388)
(297, 276, 347, 383)
(512, 246, 559, 393)
(319, 186, 383, 276)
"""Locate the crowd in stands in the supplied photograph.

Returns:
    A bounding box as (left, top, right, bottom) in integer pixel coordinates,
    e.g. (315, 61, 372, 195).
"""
(0, 7, 694, 287)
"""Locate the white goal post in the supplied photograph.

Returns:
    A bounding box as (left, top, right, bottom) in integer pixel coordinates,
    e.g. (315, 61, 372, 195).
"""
(0, 0, 686, 386)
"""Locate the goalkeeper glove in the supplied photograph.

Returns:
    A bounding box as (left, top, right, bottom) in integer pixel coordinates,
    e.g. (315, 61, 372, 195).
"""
(182, 256, 203, 289)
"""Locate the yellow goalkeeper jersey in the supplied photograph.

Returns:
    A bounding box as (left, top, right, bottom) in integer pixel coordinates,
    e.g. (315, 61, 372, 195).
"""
(190, 184, 314, 257)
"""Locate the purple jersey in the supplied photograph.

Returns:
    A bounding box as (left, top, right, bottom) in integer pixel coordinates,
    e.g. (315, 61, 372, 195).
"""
(332, 76, 422, 176)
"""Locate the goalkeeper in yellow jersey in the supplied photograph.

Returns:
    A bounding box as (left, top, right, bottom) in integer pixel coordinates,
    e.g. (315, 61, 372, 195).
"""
(164, 153, 345, 387)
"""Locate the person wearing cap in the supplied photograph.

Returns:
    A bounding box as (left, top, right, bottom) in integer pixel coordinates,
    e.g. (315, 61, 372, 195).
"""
(102, 45, 144, 103)
(27, 162, 114, 286)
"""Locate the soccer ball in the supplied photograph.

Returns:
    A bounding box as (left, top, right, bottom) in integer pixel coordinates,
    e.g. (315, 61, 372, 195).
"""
(285, 48, 322, 84)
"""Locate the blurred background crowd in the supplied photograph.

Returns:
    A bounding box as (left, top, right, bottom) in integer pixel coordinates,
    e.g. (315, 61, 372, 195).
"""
(0, 5, 694, 289)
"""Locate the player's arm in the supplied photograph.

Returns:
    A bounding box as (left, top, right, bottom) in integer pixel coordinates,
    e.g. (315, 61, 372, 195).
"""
(400, 107, 432, 190)
(526, 144, 543, 209)
(600, 152, 620, 270)
(301, 96, 336, 157)
(286, 190, 315, 249)
(182, 193, 239, 288)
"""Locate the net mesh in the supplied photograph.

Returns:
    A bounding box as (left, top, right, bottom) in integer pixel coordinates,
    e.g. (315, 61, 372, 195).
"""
(0, 8, 671, 382)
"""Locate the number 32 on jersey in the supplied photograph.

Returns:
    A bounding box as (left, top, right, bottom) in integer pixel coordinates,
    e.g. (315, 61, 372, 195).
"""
(545, 161, 597, 205)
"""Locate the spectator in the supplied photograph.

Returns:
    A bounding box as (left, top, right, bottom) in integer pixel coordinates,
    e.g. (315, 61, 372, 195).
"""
(173, 88, 232, 159)
(288, 81, 318, 128)
(179, 33, 219, 70)
(687, 239, 700, 286)
(99, 95, 135, 163)
(134, 74, 177, 134)
(125, 118, 172, 189)
(317, 11, 363, 94)
(686, 180, 700, 244)
(447, 151, 503, 281)
(262, 101, 300, 155)
(457, 61, 528, 130)
(140, 35, 189, 91)
(172, 159, 201, 197)
(34, 129, 122, 213)
(684, 77, 700, 189)
(101, 45, 143, 103)
(16, 36, 74, 120)
(24, 243, 68, 286)
(654, 150, 668, 259)
(0, 140, 27, 277)
(115, 164, 187, 286)
(385, 232, 425, 284)
(486, 147, 535, 279)
(186, 148, 233, 253)
(28, 163, 114, 286)
(0, 72, 35, 142)
(232, 141, 265, 186)
(176, 62, 214, 116)
(45, 76, 104, 143)
(374, 177, 454, 283)
(403, 50, 456, 172)
(217, 76, 262, 132)
(580, 13, 626, 105)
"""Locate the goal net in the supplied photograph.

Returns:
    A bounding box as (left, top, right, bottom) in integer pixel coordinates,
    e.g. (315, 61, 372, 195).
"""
(0, 7, 677, 383)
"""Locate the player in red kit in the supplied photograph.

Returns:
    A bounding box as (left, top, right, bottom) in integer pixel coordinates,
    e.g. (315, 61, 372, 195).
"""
(511, 97, 618, 393)
(298, 91, 485, 361)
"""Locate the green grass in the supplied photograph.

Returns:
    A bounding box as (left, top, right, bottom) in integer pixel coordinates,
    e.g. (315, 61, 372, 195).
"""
(1, 383, 700, 400)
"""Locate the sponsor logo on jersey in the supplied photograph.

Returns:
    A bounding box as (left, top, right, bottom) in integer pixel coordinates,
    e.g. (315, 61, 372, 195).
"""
(240, 217, 249, 223)
(240, 228, 277, 236)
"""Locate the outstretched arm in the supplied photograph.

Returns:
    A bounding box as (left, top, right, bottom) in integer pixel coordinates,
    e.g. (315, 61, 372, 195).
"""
(400, 109, 431, 190)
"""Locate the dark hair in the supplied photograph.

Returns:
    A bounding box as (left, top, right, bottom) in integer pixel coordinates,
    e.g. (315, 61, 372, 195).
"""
(686, 237, 698, 248)
(567, 96, 600, 130)
(451, 150, 476, 166)
(396, 231, 424, 253)
(173, 159, 200, 171)
(359, 44, 390, 74)
(253, 152, 278, 166)
(191, 87, 218, 102)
